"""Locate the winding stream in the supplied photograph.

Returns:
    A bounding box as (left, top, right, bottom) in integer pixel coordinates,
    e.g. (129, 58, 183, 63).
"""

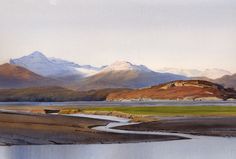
(71, 114, 197, 139)
(1, 114, 236, 159)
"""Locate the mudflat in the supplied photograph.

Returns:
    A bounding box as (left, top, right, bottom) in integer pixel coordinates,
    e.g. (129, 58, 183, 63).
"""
(0, 111, 185, 146)
(116, 117, 236, 137)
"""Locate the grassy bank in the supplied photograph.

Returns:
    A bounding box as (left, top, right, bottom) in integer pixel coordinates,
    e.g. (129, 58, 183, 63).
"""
(82, 106, 236, 117)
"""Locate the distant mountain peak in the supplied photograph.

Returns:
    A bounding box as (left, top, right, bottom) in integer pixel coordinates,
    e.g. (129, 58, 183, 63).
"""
(30, 51, 45, 56)
(114, 60, 132, 65)
(17, 51, 49, 62)
(24, 51, 48, 60)
(9, 51, 101, 77)
(101, 60, 152, 72)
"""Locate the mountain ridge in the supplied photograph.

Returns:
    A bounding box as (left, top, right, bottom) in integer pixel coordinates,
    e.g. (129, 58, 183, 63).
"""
(10, 51, 101, 77)
(6, 51, 235, 91)
(214, 74, 236, 90)
(100, 61, 152, 73)
(0, 63, 58, 88)
(76, 61, 188, 91)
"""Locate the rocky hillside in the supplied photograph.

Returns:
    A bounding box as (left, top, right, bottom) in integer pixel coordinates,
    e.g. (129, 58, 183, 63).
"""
(106, 80, 236, 101)
(0, 63, 58, 88)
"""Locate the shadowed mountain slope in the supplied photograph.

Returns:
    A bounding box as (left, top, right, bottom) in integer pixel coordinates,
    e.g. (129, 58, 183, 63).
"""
(0, 63, 58, 88)
(214, 74, 236, 90)
(0, 86, 130, 102)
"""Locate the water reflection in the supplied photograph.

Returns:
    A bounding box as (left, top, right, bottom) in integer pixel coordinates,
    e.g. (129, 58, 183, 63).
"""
(0, 146, 9, 159)
(1, 100, 236, 107)
(5, 137, 236, 159)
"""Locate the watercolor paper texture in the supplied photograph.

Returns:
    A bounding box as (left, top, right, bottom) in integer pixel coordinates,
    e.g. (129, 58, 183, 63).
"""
(0, 1, 236, 159)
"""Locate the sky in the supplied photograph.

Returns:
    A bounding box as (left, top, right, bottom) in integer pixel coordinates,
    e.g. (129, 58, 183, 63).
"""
(0, 0, 236, 72)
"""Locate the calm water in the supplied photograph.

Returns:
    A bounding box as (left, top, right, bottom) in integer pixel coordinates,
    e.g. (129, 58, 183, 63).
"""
(1, 137, 236, 159)
(1, 114, 236, 159)
(1, 100, 236, 107)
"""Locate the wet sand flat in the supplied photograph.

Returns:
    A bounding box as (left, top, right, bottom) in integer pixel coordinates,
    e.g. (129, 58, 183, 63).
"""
(116, 117, 236, 137)
(0, 111, 185, 146)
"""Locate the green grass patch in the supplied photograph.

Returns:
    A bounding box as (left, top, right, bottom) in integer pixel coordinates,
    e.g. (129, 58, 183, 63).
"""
(82, 106, 236, 116)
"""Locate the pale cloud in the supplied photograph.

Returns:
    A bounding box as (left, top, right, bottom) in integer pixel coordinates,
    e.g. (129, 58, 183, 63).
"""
(0, 0, 236, 72)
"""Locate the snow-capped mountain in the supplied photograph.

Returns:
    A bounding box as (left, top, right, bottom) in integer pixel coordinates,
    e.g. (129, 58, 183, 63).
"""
(157, 68, 232, 79)
(76, 61, 188, 90)
(10, 51, 100, 77)
(10, 51, 69, 77)
(49, 57, 80, 68)
(50, 57, 101, 76)
(100, 61, 152, 73)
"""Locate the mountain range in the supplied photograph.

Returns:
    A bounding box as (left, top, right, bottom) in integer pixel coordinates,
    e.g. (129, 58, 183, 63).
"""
(10, 51, 101, 78)
(0, 51, 235, 90)
(76, 61, 188, 90)
(6, 51, 188, 90)
(0, 80, 235, 102)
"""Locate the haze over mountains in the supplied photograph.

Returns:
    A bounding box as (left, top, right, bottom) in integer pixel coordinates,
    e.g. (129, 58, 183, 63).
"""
(157, 68, 232, 79)
(0, 51, 235, 90)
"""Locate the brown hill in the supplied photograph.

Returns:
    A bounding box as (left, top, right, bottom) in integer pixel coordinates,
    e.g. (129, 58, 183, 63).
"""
(0, 63, 57, 88)
(106, 80, 236, 101)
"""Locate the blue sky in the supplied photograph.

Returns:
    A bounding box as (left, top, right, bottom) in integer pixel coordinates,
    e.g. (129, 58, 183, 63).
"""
(0, 0, 236, 72)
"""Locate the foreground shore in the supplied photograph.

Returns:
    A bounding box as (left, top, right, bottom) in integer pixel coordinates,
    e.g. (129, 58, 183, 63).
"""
(82, 106, 236, 137)
(116, 117, 236, 137)
(1, 105, 236, 145)
(0, 111, 185, 146)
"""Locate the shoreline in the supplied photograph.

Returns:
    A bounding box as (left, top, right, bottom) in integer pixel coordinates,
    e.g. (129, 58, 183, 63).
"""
(0, 111, 186, 146)
(115, 116, 236, 137)
(1, 105, 236, 146)
(1, 100, 236, 108)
